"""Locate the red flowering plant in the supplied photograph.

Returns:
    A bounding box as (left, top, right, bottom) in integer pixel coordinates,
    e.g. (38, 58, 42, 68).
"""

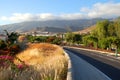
(0, 55, 28, 72)
(0, 55, 14, 68)
(14, 57, 28, 71)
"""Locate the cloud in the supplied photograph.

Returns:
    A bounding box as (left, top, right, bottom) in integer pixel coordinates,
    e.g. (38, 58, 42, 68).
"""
(0, 13, 57, 22)
(0, 2, 120, 23)
(84, 2, 120, 18)
(60, 13, 86, 20)
(37, 13, 56, 20)
(9, 13, 33, 21)
(0, 16, 8, 20)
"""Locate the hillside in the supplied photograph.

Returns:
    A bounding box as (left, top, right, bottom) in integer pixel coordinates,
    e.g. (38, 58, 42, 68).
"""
(74, 17, 118, 34)
(0, 18, 103, 33)
(74, 25, 96, 34)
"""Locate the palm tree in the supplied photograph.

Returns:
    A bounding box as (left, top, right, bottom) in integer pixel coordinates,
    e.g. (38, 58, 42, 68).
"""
(4, 30, 19, 46)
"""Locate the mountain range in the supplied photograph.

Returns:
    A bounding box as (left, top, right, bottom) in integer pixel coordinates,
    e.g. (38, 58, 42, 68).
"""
(0, 18, 104, 33)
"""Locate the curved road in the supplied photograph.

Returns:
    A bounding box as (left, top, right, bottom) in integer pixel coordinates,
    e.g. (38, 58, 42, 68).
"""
(64, 47, 120, 80)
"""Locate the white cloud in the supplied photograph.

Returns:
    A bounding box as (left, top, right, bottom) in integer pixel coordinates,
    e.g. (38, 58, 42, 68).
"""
(9, 13, 33, 21)
(0, 2, 120, 23)
(37, 13, 56, 20)
(0, 16, 8, 20)
(0, 13, 57, 22)
(60, 13, 86, 20)
(85, 2, 120, 18)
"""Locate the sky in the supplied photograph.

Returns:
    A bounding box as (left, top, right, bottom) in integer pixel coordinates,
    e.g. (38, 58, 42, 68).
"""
(0, 0, 120, 25)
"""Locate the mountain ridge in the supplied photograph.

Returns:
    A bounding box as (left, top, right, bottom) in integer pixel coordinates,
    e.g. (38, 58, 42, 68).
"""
(0, 18, 104, 33)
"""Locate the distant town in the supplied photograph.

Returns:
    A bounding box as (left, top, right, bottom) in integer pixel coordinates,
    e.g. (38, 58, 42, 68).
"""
(0, 30, 65, 41)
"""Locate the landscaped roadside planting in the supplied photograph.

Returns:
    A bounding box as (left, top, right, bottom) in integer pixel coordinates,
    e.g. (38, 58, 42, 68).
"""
(0, 43, 68, 80)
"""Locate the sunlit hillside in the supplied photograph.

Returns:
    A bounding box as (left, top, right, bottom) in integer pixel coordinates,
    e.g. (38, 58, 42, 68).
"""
(74, 25, 96, 34)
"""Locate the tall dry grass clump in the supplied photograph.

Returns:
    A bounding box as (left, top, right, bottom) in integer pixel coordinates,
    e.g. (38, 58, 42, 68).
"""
(14, 43, 64, 65)
(0, 43, 68, 80)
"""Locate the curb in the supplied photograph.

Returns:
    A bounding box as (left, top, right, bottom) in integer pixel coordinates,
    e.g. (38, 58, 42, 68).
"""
(64, 51, 72, 80)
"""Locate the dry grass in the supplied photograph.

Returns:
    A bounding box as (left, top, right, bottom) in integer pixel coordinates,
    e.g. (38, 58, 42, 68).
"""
(74, 25, 96, 34)
(14, 43, 64, 65)
(0, 43, 68, 80)
(0, 55, 67, 80)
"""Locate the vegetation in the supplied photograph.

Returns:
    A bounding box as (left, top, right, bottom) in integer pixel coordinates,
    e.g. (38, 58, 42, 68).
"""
(65, 32, 82, 45)
(26, 35, 62, 45)
(64, 17, 120, 53)
(0, 30, 20, 55)
(0, 40, 6, 49)
(0, 29, 68, 80)
(82, 35, 98, 48)
(91, 19, 120, 50)
(0, 43, 68, 80)
(1, 17, 120, 80)
(4, 30, 19, 45)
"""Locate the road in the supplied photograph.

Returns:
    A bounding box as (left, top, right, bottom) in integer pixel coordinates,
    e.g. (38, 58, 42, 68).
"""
(64, 47, 120, 80)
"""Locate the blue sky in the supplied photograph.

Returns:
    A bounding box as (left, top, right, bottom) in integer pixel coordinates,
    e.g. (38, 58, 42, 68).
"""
(0, 0, 120, 25)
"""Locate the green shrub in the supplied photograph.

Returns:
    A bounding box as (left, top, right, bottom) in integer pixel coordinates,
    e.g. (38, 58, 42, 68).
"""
(98, 38, 109, 49)
(82, 35, 98, 48)
(9, 44, 20, 55)
(0, 40, 6, 49)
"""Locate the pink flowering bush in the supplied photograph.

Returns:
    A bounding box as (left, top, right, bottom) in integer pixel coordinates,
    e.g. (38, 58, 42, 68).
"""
(0, 55, 27, 71)
(0, 55, 13, 67)
(0, 55, 13, 59)
(0, 43, 68, 80)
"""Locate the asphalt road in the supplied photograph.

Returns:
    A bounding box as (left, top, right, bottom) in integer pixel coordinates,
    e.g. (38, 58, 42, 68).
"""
(64, 47, 120, 80)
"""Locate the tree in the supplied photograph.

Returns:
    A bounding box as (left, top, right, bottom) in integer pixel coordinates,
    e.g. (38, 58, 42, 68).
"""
(98, 38, 109, 49)
(107, 22, 116, 37)
(95, 20, 109, 39)
(73, 34, 82, 44)
(114, 20, 120, 38)
(82, 35, 98, 48)
(114, 38, 120, 49)
(65, 32, 75, 44)
(4, 30, 19, 45)
(82, 18, 120, 51)
(52, 37, 62, 45)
